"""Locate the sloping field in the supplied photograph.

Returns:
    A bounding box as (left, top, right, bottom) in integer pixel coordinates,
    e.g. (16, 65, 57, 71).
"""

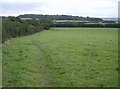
(3, 28, 118, 87)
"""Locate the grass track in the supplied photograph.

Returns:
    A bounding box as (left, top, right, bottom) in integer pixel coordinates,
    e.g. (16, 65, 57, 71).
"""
(3, 28, 118, 87)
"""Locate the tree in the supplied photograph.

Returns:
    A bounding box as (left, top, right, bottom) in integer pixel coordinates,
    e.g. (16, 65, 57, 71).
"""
(39, 18, 53, 30)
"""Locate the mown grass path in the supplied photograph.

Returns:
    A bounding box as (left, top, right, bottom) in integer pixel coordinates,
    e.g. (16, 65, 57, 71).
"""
(3, 28, 118, 87)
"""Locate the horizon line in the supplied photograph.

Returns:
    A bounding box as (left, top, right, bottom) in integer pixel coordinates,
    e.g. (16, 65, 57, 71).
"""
(0, 14, 118, 18)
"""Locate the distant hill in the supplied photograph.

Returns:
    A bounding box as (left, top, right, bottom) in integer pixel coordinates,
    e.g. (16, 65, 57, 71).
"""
(102, 18, 118, 21)
(18, 14, 103, 22)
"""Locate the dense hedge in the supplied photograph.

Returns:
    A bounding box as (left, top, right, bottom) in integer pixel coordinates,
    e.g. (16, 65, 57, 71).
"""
(2, 17, 53, 43)
(54, 22, 119, 28)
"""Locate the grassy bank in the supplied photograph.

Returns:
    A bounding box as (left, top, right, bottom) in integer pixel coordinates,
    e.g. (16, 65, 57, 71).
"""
(3, 28, 118, 87)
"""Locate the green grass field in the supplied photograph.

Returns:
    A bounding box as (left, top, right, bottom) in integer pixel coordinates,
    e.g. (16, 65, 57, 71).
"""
(3, 28, 118, 87)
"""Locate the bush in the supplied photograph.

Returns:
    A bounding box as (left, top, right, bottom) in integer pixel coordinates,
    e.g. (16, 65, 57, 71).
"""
(2, 17, 53, 43)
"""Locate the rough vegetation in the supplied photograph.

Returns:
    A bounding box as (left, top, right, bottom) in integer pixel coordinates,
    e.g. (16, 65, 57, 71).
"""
(2, 17, 53, 43)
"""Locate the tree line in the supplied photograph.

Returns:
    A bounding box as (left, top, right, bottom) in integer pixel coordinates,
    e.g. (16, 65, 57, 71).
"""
(2, 16, 53, 43)
(18, 14, 103, 21)
(53, 22, 119, 28)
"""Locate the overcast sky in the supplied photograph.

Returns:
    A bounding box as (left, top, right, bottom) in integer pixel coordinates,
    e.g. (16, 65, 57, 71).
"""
(0, 0, 119, 17)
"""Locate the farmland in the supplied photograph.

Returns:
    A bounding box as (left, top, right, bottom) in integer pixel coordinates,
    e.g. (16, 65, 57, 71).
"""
(2, 28, 118, 87)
